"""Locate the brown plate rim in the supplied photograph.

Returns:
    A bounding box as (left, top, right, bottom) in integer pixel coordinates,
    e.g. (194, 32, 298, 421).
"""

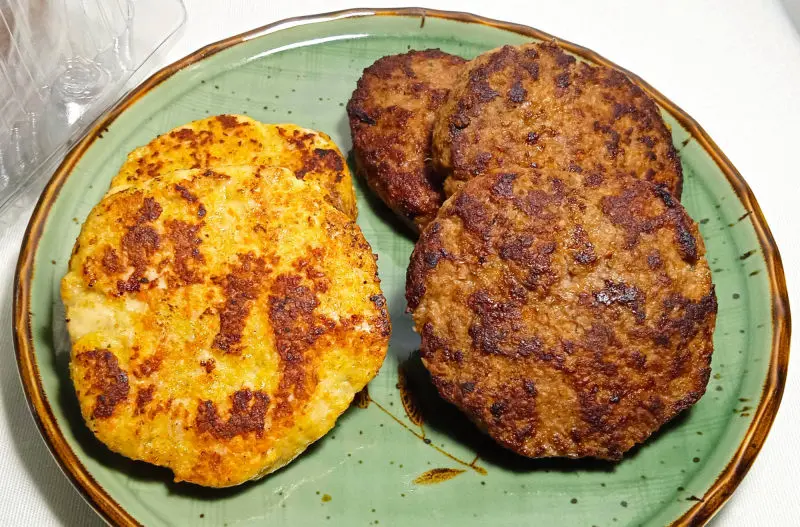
(12, 7, 791, 527)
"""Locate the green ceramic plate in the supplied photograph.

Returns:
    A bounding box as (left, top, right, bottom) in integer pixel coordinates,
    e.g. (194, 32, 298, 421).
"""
(13, 8, 790, 527)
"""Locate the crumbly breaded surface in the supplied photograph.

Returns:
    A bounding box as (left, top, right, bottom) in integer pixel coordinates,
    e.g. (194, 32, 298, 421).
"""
(63, 166, 389, 486)
(111, 114, 358, 219)
(348, 50, 466, 230)
(406, 169, 715, 460)
(432, 42, 683, 199)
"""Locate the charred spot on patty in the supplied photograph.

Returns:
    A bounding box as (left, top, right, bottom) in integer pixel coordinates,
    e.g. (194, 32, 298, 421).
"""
(212, 253, 269, 353)
(196, 389, 270, 440)
(75, 349, 130, 419)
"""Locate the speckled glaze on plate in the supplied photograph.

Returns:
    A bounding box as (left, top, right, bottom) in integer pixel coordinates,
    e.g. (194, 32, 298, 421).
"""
(13, 8, 790, 527)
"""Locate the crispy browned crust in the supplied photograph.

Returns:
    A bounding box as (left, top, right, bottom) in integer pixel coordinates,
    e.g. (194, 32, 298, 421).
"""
(432, 42, 683, 199)
(64, 166, 390, 486)
(406, 169, 715, 460)
(348, 50, 467, 230)
(112, 115, 358, 220)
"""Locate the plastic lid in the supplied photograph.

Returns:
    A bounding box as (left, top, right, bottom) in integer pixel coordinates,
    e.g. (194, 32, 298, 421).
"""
(0, 0, 186, 217)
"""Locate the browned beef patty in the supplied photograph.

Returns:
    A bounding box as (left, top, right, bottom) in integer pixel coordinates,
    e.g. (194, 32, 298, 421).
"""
(432, 42, 683, 199)
(348, 50, 467, 230)
(406, 169, 715, 460)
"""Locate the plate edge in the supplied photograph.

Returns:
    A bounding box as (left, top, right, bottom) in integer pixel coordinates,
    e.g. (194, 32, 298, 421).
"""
(11, 7, 791, 527)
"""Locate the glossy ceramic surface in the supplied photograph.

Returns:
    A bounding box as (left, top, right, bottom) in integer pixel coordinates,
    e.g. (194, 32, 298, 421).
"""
(14, 8, 790, 527)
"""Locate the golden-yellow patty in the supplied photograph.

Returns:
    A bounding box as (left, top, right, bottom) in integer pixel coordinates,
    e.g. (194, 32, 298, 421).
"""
(63, 165, 389, 487)
(110, 114, 358, 219)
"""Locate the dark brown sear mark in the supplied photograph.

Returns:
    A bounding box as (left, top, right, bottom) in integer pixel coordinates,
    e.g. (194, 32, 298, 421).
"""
(647, 251, 663, 269)
(467, 289, 524, 357)
(652, 291, 717, 347)
(465, 291, 552, 370)
(507, 79, 527, 103)
(135, 385, 155, 415)
(452, 192, 491, 236)
(137, 196, 163, 222)
(174, 184, 198, 203)
(169, 128, 196, 141)
(174, 184, 206, 218)
(165, 220, 205, 286)
(498, 238, 557, 289)
(295, 148, 344, 180)
(268, 273, 327, 422)
(406, 222, 448, 309)
(75, 349, 130, 419)
(349, 107, 376, 126)
(215, 114, 241, 129)
(116, 197, 162, 294)
(212, 254, 269, 353)
(601, 182, 698, 264)
(491, 173, 518, 198)
(200, 359, 216, 374)
(101, 247, 122, 274)
(569, 225, 596, 264)
(593, 280, 646, 322)
(133, 354, 163, 378)
(196, 389, 270, 440)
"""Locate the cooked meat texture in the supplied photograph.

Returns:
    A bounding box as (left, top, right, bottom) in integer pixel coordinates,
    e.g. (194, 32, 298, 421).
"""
(432, 42, 683, 199)
(63, 166, 389, 487)
(111, 114, 357, 219)
(348, 50, 466, 230)
(406, 169, 715, 460)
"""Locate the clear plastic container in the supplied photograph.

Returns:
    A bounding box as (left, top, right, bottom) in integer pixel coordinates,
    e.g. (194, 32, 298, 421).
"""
(0, 0, 186, 220)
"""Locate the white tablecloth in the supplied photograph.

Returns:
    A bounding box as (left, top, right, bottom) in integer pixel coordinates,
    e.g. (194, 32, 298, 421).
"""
(0, 1, 797, 525)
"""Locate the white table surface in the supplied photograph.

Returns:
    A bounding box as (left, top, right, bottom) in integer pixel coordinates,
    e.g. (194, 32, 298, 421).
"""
(0, 1, 797, 525)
